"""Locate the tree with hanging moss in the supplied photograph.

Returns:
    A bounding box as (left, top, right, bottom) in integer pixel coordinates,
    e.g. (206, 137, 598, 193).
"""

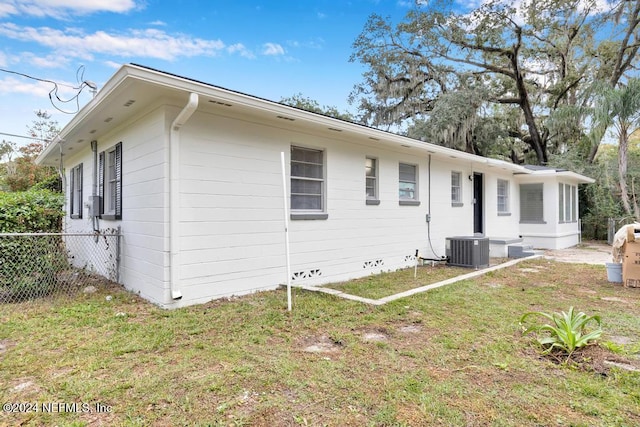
(349, 0, 640, 165)
(280, 93, 355, 122)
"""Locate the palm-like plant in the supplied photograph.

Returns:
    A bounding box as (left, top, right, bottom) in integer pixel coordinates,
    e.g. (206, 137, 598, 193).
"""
(520, 307, 602, 361)
(592, 78, 640, 219)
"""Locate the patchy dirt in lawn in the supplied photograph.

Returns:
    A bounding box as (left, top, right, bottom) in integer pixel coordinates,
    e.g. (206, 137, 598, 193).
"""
(398, 324, 422, 334)
(0, 339, 14, 355)
(543, 241, 612, 264)
(361, 331, 389, 342)
(301, 335, 343, 353)
(609, 335, 636, 345)
(520, 343, 640, 377)
(567, 345, 640, 375)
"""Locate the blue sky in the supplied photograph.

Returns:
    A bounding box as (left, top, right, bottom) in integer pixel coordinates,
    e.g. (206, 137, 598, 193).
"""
(0, 0, 421, 146)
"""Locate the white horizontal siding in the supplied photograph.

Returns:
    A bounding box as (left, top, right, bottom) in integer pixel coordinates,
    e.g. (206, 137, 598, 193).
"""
(175, 112, 286, 304)
(62, 107, 169, 305)
(172, 110, 530, 305)
(479, 169, 521, 240)
(62, 103, 539, 307)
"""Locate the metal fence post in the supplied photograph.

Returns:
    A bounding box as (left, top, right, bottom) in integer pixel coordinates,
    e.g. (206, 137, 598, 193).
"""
(116, 226, 121, 284)
(608, 218, 614, 245)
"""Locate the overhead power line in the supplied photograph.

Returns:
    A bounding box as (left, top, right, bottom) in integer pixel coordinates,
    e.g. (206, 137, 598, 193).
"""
(0, 65, 97, 114)
(0, 131, 47, 141)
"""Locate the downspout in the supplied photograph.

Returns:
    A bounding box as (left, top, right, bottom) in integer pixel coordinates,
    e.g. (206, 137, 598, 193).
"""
(169, 93, 199, 301)
(91, 140, 99, 233)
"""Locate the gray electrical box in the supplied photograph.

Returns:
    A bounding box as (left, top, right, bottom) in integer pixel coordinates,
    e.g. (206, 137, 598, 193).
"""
(89, 196, 101, 217)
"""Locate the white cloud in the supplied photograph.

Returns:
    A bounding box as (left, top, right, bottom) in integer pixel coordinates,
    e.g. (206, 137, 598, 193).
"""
(453, 0, 484, 9)
(317, 12, 327, 19)
(287, 38, 324, 50)
(0, 2, 17, 17)
(227, 43, 255, 59)
(0, 76, 77, 98)
(22, 52, 69, 68)
(0, 0, 138, 18)
(262, 42, 285, 56)
(104, 60, 122, 69)
(0, 24, 227, 61)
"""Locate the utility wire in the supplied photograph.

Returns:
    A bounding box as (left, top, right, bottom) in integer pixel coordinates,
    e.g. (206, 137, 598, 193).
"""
(0, 65, 96, 114)
(0, 131, 45, 141)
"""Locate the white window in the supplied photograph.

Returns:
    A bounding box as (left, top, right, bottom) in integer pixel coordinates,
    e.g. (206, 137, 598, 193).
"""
(497, 179, 509, 214)
(559, 183, 565, 222)
(365, 157, 378, 201)
(565, 184, 572, 221)
(451, 171, 462, 205)
(98, 142, 122, 220)
(571, 185, 577, 222)
(520, 183, 544, 223)
(70, 163, 83, 219)
(399, 163, 417, 200)
(291, 146, 324, 211)
(559, 183, 578, 223)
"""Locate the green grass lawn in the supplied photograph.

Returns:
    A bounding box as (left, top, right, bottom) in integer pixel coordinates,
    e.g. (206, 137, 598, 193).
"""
(1, 258, 639, 426)
(323, 262, 474, 300)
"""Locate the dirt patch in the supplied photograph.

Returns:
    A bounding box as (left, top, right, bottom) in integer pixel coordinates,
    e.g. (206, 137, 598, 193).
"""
(573, 345, 640, 375)
(362, 332, 388, 342)
(533, 345, 640, 375)
(608, 335, 635, 345)
(398, 325, 422, 334)
(301, 335, 343, 353)
(0, 339, 14, 355)
(601, 296, 630, 303)
(544, 242, 612, 265)
(483, 282, 503, 289)
(9, 378, 41, 395)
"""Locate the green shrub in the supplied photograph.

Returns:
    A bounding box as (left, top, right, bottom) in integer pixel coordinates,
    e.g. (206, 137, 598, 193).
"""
(0, 189, 63, 233)
(30, 174, 62, 193)
(0, 189, 65, 301)
(520, 306, 602, 361)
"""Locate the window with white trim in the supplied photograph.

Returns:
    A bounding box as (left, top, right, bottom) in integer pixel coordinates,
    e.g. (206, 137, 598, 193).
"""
(571, 185, 577, 221)
(98, 142, 122, 220)
(520, 183, 544, 223)
(451, 171, 462, 205)
(558, 183, 577, 223)
(70, 163, 83, 219)
(399, 163, 417, 200)
(559, 183, 564, 222)
(291, 146, 324, 211)
(497, 179, 509, 214)
(365, 157, 378, 202)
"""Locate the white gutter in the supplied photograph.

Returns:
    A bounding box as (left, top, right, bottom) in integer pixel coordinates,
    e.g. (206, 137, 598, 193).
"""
(169, 92, 199, 301)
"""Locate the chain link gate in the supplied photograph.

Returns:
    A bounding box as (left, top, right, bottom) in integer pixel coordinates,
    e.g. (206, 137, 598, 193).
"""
(0, 231, 121, 303)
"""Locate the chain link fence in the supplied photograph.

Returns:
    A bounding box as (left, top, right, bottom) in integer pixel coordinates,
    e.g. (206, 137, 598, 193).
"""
(0, 232, 120, 303)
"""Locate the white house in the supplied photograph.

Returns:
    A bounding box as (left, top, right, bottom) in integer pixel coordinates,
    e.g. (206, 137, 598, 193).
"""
(36, 64, 594, 308)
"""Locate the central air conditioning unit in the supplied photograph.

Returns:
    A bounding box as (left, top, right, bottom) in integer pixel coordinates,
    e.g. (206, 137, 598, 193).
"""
(445, 236, 490, 269)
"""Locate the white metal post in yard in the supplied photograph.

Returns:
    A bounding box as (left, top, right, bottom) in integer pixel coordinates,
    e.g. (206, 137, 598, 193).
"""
(281, 152, 293, 311)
